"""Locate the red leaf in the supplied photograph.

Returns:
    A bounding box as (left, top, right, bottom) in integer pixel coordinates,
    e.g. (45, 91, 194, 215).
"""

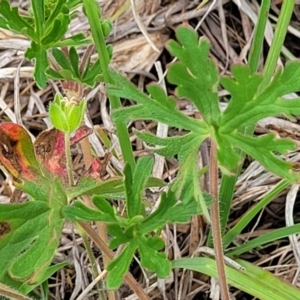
(85, 153, 112, 180)
(34, 125, 93, 182)
(34, 128, 67, 180)
(70, 125, 93, 145)
(0, 123, 41, 181)
(0, 123, 94, 186)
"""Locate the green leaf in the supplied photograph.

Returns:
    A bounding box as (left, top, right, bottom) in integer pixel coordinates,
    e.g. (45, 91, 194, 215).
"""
(0, 0, 83, 89)
(53, 34, 91, 47)
(220, 62, 300, 132)
(134, 131, 211, 217)
(108, 71, 202, 132)
(44, 0, 67, 29)
(48, 47, 103, 87)
(219, 65, 262, 128)
(51, 48, 73, 72)
(135, 131, 209, 162)
(25, 42, 48, 88)
(138, 236, 171, 278)
(167, 196, 209, 223)
(48, 68, 77, 82)
(146, 236, 165, 251)
(42, 15, 70, 46)
(139, 189, 203, 234)
(166, 26, 220, 125)
(92, 196, 115, 217)
(63, 200, 118, 223)
(31, 0, 45, 38)
(81, 59, 104, 86)
(144, 177, 165, 189)
(106, 241, 137, 290)
(0, 200, 64, 286)
(46, 68, 64, 80)
(107, 224, 134, 249)
(172, 144, 211, 221)
(69, 46, 80, 78)
(2, 261, 68, 294)
(224, 131, 297, 181)
(125, 156, 153, 218)
(0, 0, 35, 38)
(66, 177, 124, 199)
(0, 124, 67, 288)
(26, 262, 68, 293)
(172, 257, 300, 300)
(227, 223, 300, 257)
(66, 0, 83, 9)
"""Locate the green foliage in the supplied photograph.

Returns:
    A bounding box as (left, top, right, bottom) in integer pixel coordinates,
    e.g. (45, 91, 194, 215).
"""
(0, 201, 62, 285)
(64, 156, 202, 289)
(0, 123, 124, 292)
(0, 125, 68, 289)
(167, 33, 220, 125)
(0, 0, 89, 88)
(1, 0, 300, 299)
(46, 47, 106, 86)
(173, 258, 300, 300)
(49, 93, 86, 133)
(106, 24, 300, 297)
(108, 26, 300, 185)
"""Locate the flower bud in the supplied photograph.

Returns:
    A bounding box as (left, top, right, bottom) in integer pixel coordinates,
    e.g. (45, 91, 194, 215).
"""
(49, 93, 86, 133)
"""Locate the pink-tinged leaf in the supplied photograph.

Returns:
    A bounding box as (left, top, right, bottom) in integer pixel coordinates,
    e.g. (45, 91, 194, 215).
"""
(34, 125, 93, 181)
(85, 153, 112, 180)
(0, 122, 41, 181)
(70, 124, 93, 145)
(34, 128, 67, 180)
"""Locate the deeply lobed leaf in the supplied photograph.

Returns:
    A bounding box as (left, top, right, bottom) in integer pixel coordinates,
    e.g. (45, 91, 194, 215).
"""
(220, 62, 300, 132)
(167, 26, 221, 125)
(0, 0, 35, 38)
(108, 70, 203, 133)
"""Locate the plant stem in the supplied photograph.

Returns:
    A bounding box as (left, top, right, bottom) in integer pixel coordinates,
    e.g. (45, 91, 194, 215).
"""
(0, 283, 32, 300)
(218, 0, 295, 241)
(209, 140, 230, 300)
(81, 195, 117, 300)
(64, 131, 74, 186)
(83, 0, 135, 170)
(79, 224, 106, 300)
(218, 0, 272, 237)
(78, 222, 151, 300)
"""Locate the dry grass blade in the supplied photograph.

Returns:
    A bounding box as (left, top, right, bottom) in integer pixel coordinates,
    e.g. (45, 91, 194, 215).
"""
(2, 0, 300, 299)
(286, 185, 300, 284)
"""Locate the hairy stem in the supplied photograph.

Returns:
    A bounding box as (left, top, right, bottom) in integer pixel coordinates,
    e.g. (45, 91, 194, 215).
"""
(209, 140, 230, 300)
(83, 0, 135, 169)
(0, 283, 32, 300)
(78, 222, 151, 300)
(64, 132, 74, 186)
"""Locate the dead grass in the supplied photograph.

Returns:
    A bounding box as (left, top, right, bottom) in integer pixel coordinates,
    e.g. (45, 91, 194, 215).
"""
(1, 0, 300, 299)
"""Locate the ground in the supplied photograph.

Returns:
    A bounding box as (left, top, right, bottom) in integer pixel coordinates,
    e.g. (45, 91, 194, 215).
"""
(1, 0, 300, 299)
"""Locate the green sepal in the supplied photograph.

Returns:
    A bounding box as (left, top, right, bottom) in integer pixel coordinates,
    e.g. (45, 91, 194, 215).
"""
(49, 100, 69, 132)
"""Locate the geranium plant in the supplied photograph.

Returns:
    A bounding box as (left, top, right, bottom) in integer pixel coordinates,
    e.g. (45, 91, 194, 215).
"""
(1, 0, 300, 300)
